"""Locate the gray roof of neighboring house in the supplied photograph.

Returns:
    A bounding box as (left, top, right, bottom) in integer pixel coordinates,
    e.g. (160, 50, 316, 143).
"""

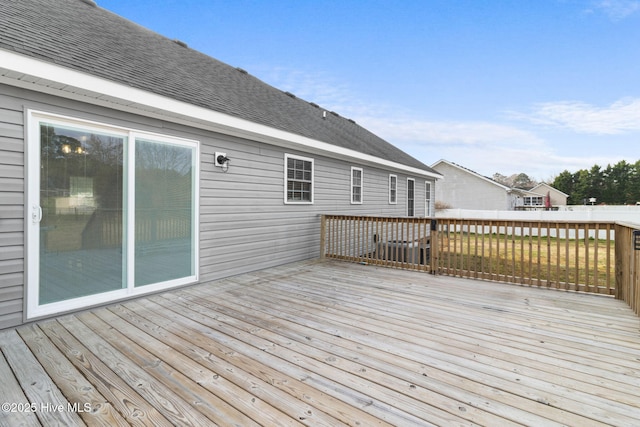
(0, 0, 438, 174)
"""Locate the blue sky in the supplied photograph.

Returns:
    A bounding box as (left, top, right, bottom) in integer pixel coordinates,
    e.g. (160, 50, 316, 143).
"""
(99, 0, 640, 181)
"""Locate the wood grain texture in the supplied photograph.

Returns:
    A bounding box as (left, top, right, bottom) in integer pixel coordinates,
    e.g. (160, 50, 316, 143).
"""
(2, 260, 639, 426)
(0, 341, 40, 427)
(16, 324, 129, 427)
(0, 329, 84, 426)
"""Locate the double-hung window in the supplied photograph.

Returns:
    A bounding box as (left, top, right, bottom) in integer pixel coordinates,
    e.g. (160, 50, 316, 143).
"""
(389, 174, 397, 204)
(351, 167, 363, 204)
(407, 178, 415, 216)
(425, 181, 433, 216)
(285, 154, 314, 203)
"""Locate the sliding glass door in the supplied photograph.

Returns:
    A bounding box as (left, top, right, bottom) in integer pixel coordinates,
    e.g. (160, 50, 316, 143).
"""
(37, 121, 126, 305)
(134, 138, 196, 286)
(28, 112, 198, 318)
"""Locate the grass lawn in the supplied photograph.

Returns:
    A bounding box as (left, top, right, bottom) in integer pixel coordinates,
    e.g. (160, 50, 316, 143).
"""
(437, 232, 615, 293)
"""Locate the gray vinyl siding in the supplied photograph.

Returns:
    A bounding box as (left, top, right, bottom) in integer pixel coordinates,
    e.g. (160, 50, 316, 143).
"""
(0, 84, 435, 327)
(0, 94, 26, 329)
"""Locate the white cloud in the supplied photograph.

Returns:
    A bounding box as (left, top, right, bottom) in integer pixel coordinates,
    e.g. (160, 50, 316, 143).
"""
(592, 0, 640, 20)
(511, 98, 640, 134)
(351, 115, 563, 179)
(254, 66, 638, 179)
(358, 117, 542, 146)
(253, 66, 567, 177)
(256, 66, 353, 111)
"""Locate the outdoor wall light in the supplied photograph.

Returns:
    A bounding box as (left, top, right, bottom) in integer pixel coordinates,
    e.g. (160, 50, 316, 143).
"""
(214, 152, 230, 172)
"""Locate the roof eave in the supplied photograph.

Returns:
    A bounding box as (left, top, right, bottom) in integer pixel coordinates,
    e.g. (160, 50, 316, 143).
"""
(1, 49, 441, 180)
(432, 159, 505, 188)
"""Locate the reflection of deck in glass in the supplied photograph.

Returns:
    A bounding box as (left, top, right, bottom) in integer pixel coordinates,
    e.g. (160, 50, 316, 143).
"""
(79, 209, 192, 250)
(39, 240, 192, 304)
(39, 246, 123, 305)
(40, 207, 192, 304)
(135, 238, 193, 286)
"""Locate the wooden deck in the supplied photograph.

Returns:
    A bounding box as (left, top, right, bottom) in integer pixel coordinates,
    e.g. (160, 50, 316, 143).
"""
(1, 260, 639, 426)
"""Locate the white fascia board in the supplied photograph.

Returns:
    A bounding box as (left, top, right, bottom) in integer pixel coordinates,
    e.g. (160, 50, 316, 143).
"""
(1, 49, 440, 179)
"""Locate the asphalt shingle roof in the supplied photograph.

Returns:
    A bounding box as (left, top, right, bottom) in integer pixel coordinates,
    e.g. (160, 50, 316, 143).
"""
(0, 0, 437, 173)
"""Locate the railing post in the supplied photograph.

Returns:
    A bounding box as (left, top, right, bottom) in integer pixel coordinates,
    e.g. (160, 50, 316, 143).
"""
(614, 224, 621, 300)
(320, 214, 326, 260)
(430, 218, 438, 275)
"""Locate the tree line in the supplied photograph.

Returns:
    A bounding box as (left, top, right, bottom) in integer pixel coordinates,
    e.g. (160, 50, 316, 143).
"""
(551, 160, 640, 205)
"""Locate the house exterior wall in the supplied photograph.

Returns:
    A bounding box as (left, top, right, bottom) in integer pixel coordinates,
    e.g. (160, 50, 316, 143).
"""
(508, 192, 524, 209)
(549, 189, 568, 206)
(529, 184, 568, 206)
(0, 84, 435, 328)
(0, 94, 24, 329)
(433, 162, 509, 210)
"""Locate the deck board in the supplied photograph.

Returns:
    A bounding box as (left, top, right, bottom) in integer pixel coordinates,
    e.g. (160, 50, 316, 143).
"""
(1, 260, 639, 426)
(36, 318, 174, 427)
(0, 341, 41, 427)
(209, 280, 612, 425)
(16, 324, 129, 427)
(0, 329, 85, 426)
(235, 278, 637, 425)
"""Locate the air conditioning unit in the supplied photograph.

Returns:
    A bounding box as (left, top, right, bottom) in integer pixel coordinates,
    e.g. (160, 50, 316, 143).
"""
(376, 239, 430, 265)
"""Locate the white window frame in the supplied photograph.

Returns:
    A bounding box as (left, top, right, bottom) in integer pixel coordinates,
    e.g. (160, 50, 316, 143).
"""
(350, 166, 363, 204)
(425, 181, 433, 217)
(26, 110, 200, 319)
(389, 174, 397, 204)
(284, 153, 314, 204)
(407, 178, 415, 217)
(524, 196, 544, 206)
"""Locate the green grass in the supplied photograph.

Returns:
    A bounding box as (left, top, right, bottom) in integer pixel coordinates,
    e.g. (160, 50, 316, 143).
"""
(436, 232, 615, 292)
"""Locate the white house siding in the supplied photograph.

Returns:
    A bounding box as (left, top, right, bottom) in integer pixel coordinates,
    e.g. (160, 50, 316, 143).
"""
(0, 85, 433, 328)
(434, 162, 509, 210)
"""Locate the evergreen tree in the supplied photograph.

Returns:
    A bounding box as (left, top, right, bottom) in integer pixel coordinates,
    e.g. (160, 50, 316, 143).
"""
(552, 160, 640, 205)
(630, 161, 640, 204)
(553, 170, 575, 202)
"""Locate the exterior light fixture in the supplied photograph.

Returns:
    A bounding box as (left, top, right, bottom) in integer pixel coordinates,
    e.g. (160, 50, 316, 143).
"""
(214, 152, 230, 172)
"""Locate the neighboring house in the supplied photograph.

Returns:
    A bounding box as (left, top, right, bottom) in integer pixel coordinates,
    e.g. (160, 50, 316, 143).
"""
(526, 183, 568, 208)
(0, 0, 441, 328)
(432, 160, 525, 210)
(431, 159, 565, 211)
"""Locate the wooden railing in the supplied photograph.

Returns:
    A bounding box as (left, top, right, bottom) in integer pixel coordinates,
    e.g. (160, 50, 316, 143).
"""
(320, 215, 626, 299)
(81, 208, 191, 249)
(320, 215, 436, 273)
(615, 222, 640, 315)
(436, 217, 616, 295)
